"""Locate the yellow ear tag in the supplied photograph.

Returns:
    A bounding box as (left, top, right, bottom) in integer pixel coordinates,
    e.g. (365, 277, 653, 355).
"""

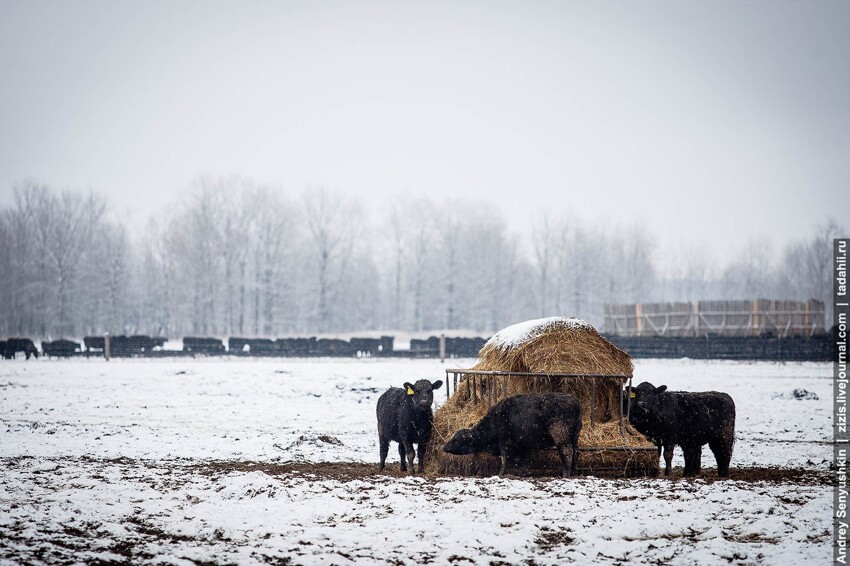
(407, 386, 414, 395)
(629, 392, 636, 398)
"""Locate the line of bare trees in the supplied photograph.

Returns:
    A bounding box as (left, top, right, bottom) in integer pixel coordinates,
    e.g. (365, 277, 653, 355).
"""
(0, 178, 841, 339)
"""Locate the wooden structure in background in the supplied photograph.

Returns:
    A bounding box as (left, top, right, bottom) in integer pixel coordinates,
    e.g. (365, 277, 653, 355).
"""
(604, 299, 825, 338)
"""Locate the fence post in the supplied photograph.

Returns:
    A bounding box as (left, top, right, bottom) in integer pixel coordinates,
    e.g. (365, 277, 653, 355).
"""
(693, 301, 700, 337)
(752, 299, 759, 336)
(104, 333, 111, 362)
(439, 334, 446, 363)
(591, 377, 595, 428)
(635, 303, 643, 337)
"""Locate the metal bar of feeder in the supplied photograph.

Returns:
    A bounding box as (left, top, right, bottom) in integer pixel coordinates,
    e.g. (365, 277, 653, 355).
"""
(487, 377, 492, 409)
(580, 446, 657, 452)
(453, 373, 458, 395)
(619, 379, 624, 435)
(626, 376, 632, 419)
(591, 377, 595, 429)
(445, 369, 632, 380)
(532, 375, 537, 394)
(442, 369, 634, 423)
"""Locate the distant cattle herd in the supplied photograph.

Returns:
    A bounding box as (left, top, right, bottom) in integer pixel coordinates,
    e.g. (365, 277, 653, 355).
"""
(0, 332, 833, 361)
(0, 334, 488, 359)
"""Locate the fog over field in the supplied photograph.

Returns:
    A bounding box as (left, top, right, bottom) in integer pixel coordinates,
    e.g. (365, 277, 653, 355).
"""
(1, 1, 848, 337)
(0, 181, 842, 339)
(1, 1, 847, 338)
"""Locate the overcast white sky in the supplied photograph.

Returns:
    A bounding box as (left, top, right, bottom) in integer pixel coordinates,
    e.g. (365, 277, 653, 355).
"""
(1, 0, 847, 258)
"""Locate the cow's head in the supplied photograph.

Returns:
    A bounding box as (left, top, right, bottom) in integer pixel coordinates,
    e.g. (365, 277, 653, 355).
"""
(443, 428, 476, 455)
(628, 381, 667, 420)
(404, 379, 443, 409)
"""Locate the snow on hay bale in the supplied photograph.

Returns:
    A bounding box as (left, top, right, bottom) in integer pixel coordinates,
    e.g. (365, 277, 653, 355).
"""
(425, 317, 658, 477)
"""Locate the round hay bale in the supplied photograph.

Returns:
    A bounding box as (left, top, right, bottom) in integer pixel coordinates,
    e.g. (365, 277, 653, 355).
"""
(425, 317, 658, 477)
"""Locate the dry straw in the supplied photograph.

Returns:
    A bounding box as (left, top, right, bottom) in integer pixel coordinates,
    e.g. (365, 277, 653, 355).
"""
(425, 317, 658, 477)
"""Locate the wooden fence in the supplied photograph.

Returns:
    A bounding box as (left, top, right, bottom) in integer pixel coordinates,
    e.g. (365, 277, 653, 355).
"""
(604, 299, 825, 337)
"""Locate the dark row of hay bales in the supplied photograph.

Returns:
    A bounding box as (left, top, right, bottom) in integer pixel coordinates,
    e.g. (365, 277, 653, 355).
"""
(3, 334, 482, 358)
(424, 317, 658, 477)
(226, 336, 395, 356)
(409, 336, 488, 358)
(85, 335, 167, 355)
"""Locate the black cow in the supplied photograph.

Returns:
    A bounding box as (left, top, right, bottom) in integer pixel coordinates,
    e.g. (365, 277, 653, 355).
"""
(443, 393, 582, 477)
(627, 381, 736, 477)
(42, 339, 81, 358)
(3, 338, 39, 360)
(183, 337, 226, 354)
(376, 379, 443, 474)
(84, 336, 105, 352)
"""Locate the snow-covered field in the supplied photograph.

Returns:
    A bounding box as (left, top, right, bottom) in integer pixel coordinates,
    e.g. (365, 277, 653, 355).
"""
(0, 358, 832, 564)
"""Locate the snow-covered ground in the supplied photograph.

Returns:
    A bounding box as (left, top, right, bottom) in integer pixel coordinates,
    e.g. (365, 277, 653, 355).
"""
(0, 358, 832, 564)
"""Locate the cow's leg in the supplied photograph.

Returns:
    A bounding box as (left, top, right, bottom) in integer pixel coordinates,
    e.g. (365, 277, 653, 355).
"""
(548, 421, 578, 478)
(403, 440, 416, 474)
(379, 436, 389, 471)
(682, 445, 700, 476)
(555, 443, 573, 478)
(416, 440, 427, 473)
(653, 443, 662, 476)
(663, 444, 674, 476)
(498, 439, 509, 476)
(398, 443, 407, 472)
(693, 445, 703, 474)
(512, 448, 530, 477)
(570, 435, 580, 476)
(710, 437, 733, 477)
(682, 445, 692, 475)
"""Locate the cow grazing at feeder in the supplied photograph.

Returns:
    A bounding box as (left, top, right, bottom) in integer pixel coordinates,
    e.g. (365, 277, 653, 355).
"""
(443, 393, 582, 477)
(376, 379, 443, 474)
(627, 381, 735, 477)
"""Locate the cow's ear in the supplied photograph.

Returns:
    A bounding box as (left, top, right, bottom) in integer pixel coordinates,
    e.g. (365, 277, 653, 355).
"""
(432, 380, 443, 390)
(655, 385, 668, 394)
(404, 382, 415, 395)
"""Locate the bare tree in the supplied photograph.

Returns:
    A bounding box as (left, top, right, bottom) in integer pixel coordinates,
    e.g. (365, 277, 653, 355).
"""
(386, 200, 407, 330)
(439, 203, 463, 329)
(252, 187, 299, 335)
(620, 224, 657, 303)
(531, 214, 559, 317)
(2, 178, 843, 338)
(406, 199, 437, 331)
(722, 238, 774, 299)
(303, 187, 363, 333)
(99, 222, 130, 333)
